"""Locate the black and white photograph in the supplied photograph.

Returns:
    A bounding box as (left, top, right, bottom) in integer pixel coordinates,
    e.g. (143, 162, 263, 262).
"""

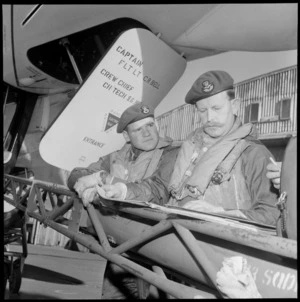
(3, 4, 297, 299)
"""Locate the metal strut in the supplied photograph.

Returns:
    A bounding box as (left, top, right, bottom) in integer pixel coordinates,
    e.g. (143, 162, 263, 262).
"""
(60, 38, 83, 84)
(3, 174, 215, 299)
(4, 174, 297, 299)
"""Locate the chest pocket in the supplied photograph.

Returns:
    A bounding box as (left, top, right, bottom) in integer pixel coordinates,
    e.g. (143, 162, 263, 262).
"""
(110, 148, 164, 182)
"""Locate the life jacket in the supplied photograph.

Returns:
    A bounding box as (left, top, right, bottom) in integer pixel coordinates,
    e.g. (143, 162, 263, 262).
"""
(168, 120, 257, 209)
(110, 137, 172, 182)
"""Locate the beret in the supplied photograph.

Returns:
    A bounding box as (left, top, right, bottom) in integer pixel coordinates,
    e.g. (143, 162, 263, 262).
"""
(185, 70, 234, 104)
(117, 102, 155, 133)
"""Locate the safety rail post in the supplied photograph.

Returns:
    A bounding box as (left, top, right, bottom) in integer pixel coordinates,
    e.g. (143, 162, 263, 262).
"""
(10, 178, 18, 201)
(109, 220, 172, 255)
(85, 204, 111, 252)
(68, 197, 83, 233)
(47, 198, 74, 221)
(152, 265, 174, 299)
(172, 222, 224, 298)
(48, 191, 57, 209)
(35, 186, 47, 218)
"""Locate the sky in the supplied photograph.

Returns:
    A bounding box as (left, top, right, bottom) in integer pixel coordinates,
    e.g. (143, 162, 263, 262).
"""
(156, 50, 297, 116)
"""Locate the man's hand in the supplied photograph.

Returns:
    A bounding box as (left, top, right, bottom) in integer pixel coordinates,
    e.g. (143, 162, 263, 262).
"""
(74, 173, 100, 197)
(101, 183, 128, 200)
(266, 161, 282, 190)
(74, 171, 115, 198)
(182, 200, 224, 213)
(81, 187, 98, 207)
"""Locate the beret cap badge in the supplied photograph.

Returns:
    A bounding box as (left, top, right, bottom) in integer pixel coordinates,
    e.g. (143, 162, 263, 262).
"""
(141, 105, 150, 114)
(202, 80, 214, 93)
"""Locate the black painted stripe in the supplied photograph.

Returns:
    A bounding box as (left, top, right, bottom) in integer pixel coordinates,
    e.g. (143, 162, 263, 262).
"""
(21, 4, 42, 26)
(11, 5, 19, 87)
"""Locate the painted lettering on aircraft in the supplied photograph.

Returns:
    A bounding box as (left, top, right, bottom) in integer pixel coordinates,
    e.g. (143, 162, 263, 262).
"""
(116, 46, 143, 67)
(263, 270, 297, 293)
(83, 136, 105, 148)
(118, 59, 142, 78)
(143, 75, 160, 90)
(248, 263, 297, 293)
(117, 80, 134, 91)
(100, 68, 118, 82)
(100, 41, 162, 105)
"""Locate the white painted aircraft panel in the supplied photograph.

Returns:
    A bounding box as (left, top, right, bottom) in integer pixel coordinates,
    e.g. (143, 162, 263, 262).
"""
(40, 28, 186, 171)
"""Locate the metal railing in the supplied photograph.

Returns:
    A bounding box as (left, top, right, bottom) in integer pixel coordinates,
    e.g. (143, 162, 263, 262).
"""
(3, 174, 218, 299)
(4, 174, 297, 298)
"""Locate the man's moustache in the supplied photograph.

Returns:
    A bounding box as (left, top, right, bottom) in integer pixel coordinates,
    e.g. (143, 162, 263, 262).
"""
(204, 123, 222, 128)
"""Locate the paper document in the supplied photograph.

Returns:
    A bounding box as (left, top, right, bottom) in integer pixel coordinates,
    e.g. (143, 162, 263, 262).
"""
(95, 186, 276, 234)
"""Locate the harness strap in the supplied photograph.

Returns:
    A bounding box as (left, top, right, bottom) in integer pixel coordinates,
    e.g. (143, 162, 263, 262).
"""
(211, 139, 249, 185)
(276, 191, 288, 238)
(178, 140, 250, 199)
(143, 148, 164, 179)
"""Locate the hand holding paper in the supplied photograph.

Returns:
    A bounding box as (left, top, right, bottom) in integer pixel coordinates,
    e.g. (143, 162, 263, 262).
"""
(74, 173, 101, 197)
(81, 187, 98, 207)
(97, 183, 128, 200)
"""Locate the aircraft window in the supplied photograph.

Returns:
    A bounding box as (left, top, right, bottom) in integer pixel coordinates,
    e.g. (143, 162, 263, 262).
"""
(27, 18, 150, 84)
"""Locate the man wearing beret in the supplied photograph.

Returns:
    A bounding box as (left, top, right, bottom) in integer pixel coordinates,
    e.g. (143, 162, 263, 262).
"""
(100, 70, 279, 226)
(68, 102, 179, 204)
(166, 70, 279, 226)
(67, 101, 180, 299)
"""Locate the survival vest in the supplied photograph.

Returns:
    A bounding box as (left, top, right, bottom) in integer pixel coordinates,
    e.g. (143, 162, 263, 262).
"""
(110, 137, 173, 182)
(168, 120, 258, 210)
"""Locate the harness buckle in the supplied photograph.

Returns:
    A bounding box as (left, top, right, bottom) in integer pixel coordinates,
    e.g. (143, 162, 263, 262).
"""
(186, 184, 202, 199)
(211, 169, 224, 185)
(276, 191, 287, 211)
(276, 191, 287, 236)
